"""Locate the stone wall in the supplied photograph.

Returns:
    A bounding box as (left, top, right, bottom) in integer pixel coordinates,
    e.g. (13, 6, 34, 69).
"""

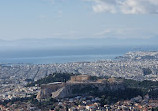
(70, 75, 91, 82)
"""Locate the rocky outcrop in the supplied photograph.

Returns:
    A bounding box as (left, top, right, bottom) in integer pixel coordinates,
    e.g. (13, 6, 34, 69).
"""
(36, 82, 65, 100)
(37, 82, 125, 100)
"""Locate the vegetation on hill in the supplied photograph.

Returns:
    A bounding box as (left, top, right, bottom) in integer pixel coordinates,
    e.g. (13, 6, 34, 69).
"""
(100, 88, 143, 106)
(26, 73, 76, 87)
(99, 78, 158, 105)
(153, 107, 158, 111)
(123, 79, 158, 88)
(26, 73, 107, 87)
(122, 79, 158, 99)
(142, 68, 152, 75)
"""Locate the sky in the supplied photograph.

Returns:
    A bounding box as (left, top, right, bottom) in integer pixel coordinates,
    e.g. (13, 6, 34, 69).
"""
(0, 0, 158, 54)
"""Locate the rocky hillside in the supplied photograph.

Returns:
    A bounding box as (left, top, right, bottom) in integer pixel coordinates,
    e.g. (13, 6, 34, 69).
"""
(36, 82, 125, 100)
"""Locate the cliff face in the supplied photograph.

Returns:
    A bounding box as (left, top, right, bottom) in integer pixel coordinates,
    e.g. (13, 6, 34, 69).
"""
(36, 82, 65, 99)
(36, 82, 125, 100)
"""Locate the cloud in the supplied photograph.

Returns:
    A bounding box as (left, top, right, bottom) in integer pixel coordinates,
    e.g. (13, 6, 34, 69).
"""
(86, 0, 158, 14)
(42, 0, 66, 4)
(57, 10, 63, 18)
(44, 0, 55, 4)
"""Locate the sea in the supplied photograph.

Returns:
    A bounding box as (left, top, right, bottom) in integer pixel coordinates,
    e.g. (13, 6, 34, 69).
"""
(0, 45, 157, 64)
(0, 54, 121, 64)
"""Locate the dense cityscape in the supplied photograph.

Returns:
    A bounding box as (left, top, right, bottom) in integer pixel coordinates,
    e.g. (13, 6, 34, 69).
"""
(0, 51, 158, 111)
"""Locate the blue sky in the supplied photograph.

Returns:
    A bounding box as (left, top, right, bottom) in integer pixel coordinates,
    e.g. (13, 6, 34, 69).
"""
(0, 0, 158, 51)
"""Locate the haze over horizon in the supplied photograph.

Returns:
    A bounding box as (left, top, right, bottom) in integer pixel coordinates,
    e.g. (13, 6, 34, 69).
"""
(0, 0, 158, 57)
